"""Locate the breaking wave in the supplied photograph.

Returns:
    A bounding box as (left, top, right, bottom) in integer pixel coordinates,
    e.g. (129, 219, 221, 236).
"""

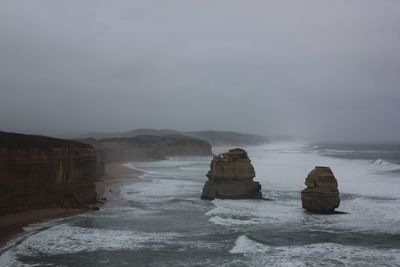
(230, 235, 400, 266)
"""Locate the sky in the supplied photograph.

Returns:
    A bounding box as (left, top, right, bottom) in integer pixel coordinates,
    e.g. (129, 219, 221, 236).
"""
(0, 0, 399, 142)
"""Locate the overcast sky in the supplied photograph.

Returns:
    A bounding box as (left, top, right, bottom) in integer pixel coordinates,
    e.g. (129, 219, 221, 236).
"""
(0, 1, 399, 142)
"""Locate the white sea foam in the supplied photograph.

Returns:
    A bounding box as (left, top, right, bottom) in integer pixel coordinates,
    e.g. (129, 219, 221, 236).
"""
(205, 198, 300, 226)
(14, 224, 181, 256)
(122, 162, 147, 173)
(0, 224, 181, 266)
(204, 143, 400, 232)
(120, 177, 200, 203)
(324, 149, 357, 153)
(229, 235, 271, 254)
(0, 250, 23, 267)
(372, 158, 400, 171)
(206, 192, 400, 233)
(230, 235, 400, 266)
(79, 206, 158, 218)
(209, 216, 259, 226)
(3, 142, 400, 266)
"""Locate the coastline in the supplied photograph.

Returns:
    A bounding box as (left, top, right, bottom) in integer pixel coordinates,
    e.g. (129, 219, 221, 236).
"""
(97, 163, 144, 208)
(0, 162, 143, 249)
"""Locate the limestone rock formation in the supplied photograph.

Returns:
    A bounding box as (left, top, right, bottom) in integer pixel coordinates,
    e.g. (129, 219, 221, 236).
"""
(201, 148, 262, 200)
(0, 131, 97, 215)
(301, 166, 340, 213)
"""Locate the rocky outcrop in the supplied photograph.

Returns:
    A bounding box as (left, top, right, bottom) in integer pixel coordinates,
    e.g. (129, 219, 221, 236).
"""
(100, 135, 212, 163)
(0, 132, 97, 215)
(301, 166, 340, 213)
(201, 148, 262, 200)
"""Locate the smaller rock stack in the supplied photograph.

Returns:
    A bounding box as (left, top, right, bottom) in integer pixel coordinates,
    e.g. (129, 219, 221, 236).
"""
(301, 166, 340, 213)
(201, 148, 262, 200)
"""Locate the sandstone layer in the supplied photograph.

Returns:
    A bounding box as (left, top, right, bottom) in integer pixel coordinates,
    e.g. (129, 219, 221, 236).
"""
(301, 166, 340, 213)
(0, 132, 97, 215)
(201, 148, 262, 200)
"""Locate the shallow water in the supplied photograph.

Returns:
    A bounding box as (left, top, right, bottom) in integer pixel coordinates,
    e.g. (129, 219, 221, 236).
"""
(1, 143, 400, 266)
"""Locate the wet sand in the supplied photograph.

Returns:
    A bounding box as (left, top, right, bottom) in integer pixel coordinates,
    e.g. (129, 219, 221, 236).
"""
(98, 163, 144, 207)
(0, 162, 143, 249)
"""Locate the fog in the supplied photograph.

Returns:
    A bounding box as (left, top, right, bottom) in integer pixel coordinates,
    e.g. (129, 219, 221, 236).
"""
(1, 1, 399, 142)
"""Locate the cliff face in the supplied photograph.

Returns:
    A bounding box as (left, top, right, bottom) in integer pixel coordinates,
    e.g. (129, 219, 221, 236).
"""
(0, 132, 97, 215)
(201, 148, 262, 200)
(100, 135, 212, 163)
(75, 138, 105, 179)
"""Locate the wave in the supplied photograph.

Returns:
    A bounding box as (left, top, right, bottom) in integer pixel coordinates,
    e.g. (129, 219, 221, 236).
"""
(122, 163, 148, 173)
(179, 166, 205, 171)
(205, 199, 301, 227)
(323, 149, 357, 153)
(9, 224, 181, 256)
(0, 223, 182, 266)
(229, 235, 400, 266)
(371, 159, 400, 171)
(374, 158, 390, 165)
(119, 178, 200, 204)
(209, 216, 259, 226)
(229, 235, 271, 254)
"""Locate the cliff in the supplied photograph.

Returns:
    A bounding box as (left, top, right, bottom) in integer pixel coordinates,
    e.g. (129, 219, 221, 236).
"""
(75, 138, 105, 179)
(0, 132, 97, 215)
(201, 148, 262, 200)
(76, 129, 269, 147)
(99, 135, 212, 163)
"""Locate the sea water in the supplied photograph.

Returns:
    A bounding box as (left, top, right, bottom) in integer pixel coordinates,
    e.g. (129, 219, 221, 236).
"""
(1, 143, 400, 266)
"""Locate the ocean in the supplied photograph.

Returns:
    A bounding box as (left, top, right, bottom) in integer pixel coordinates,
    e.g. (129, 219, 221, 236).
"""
(1, 142, 400, 266)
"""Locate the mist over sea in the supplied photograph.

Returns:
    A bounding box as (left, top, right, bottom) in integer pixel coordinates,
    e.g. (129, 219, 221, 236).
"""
(1, 142, 400, 266)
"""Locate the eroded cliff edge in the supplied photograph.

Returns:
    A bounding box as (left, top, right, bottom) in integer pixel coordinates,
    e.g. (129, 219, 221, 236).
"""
(0, 131, 97, 215)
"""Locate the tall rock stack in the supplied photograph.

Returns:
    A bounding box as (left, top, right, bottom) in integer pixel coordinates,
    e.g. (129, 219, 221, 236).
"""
(301, 166, 340, 213)
(201, 148, 262, 200)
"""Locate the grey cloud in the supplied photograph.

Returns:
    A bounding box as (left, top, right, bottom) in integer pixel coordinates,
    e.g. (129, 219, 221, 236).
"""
(1, 0, 400, 142)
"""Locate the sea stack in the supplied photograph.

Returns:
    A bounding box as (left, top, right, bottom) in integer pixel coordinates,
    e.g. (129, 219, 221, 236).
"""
(201, 148, 262, 200)
(301, 166, 340, 213)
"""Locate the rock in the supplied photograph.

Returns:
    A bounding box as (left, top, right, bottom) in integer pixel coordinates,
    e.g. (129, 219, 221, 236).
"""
(0, 131, 97, 215)
(301, 166, 340, 213)
(201, 148, 262, 200)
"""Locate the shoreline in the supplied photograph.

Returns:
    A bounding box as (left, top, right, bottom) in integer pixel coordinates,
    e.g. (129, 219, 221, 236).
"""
(0, 162, 143, 249)
(97, 163, 144, 208)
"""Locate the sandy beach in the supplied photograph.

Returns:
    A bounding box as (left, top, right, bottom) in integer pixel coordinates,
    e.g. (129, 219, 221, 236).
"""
(97, 163, 144, 207)
(0, 162, 143, 249)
